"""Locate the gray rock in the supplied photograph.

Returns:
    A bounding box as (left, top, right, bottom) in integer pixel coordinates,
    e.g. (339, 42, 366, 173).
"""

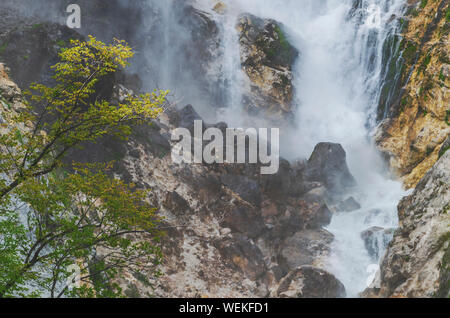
(438, 134, 449, 158)
(163, 191, 190, 215)
(280, 229, 334, 272)
(304, 143, 356, 194)
(336, 196, 361, 212)
(274, 265, 346, 298)
(222, 206, 266, 239)
(360, 226, 395, 261)
(237, 13, 299, 119)
(0, 20, 83, 88)
(305, 204, 333, 229)
(215, 235, 267, 281)
(364, 151, 450, 298)
(221, 174, 261, 207)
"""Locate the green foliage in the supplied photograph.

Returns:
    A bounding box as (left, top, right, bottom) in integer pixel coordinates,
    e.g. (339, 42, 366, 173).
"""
(402, 42, 417, 63)
(420, 54, 432, 73)
(439, 69, 446, 82)
(0, 35, 168, 198)
(0, 36, 167, 297)
(0, 164, 163, 298)
(0, 41, 8, 55)
(420, 0, 428, 9)
(274, 26, 290, 53)
(31, 23, 44, 30)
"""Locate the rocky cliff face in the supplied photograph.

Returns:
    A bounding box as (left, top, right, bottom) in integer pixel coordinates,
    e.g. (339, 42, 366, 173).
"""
(364, 151, 449, 298)
(237, 14, 299, 121)
(376, 0, 450, 189)
(108, 104, 350, 297)
(2, 0, 448, 299)
(0, 12, 348, 296)
(0, 63, 27, 125)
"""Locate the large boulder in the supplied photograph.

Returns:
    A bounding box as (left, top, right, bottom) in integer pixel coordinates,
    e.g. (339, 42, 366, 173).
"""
(221, 206, 266, 239)
(280, 229, 334, 272)
(221, 174, 261, 207)
(237, 13, 299, 120)
(272, 266, 346, 298)
(215, 235, 267, 281)
(304, 143, 356, 194)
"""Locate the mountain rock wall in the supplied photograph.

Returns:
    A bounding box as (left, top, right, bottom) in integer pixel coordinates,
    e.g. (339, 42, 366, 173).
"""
(376, 0, 450, 189)
(364, 151, 449, 297)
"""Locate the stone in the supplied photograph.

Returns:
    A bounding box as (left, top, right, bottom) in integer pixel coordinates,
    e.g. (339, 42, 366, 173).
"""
(438, 135, 449, 158)
(237, 13, 299, 119)
(261, 200, 280, 218)
(163, 191, 190, 215)
(336, 197, 362, 212)
(273, 265, 346, 298)
(304, 204, 333, 230)
(374, 0, 450, 189)
(215, 235, 266, 281)
(360, 227, 395, 261)
(364, 152, 450, 297)
(280, 229, 334, 272)
(222, 206, 266, 239)
(221, 174, 261, 207)
(176, 104, 204, 134)
(304, 143, 356, 194)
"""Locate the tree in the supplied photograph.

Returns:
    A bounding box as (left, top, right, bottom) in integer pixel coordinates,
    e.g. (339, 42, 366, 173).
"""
(0, 164, 163, 298)
(0, 36, 167, 297)
(0, 35, 168, 198)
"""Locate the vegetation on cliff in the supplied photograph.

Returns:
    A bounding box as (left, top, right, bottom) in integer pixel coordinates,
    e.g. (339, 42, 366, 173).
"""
(0, 37, 167, 297)
(376, 0, 450, 189)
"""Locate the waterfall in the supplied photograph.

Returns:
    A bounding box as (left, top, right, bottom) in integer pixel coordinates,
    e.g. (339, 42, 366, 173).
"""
(141, 0, 408, 296)
(201, 0, 408, 297)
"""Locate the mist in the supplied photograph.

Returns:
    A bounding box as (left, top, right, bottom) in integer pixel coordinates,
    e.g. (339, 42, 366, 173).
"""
(0, 0, 410, 296)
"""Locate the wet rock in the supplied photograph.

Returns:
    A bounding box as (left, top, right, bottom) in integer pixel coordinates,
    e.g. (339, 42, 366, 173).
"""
(280, 229, 334, 272)
(215, 235, 266, 281)
(261, 200, 280, 218)
(336, 197, 361, 212)
(221, 174, 261, 207)
(237, 13, 299, 119)
(304, 143, 356, 194)
(304, 204, 333, 230)
(363, 209, 392, 225)
(175, 4, 226, 108)
(273, 266, 346, 298)
(173, 104, 204, 134)
(438, 135, 450, 158)
(374, 0, 450, 189)
(364, 152, 450, 298)
(302, 185, 327, 203)
(222, 206, 266, 239)
(360, 226, 395, 261)
(163, 192, 190, 215)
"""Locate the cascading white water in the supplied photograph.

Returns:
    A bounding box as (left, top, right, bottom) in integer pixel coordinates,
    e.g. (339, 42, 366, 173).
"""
(201, 0, 408, 297)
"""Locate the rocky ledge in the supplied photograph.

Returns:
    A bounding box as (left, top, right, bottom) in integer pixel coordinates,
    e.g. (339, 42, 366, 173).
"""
(110, 102, 353, 297)
(237, 13, 299, 121)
